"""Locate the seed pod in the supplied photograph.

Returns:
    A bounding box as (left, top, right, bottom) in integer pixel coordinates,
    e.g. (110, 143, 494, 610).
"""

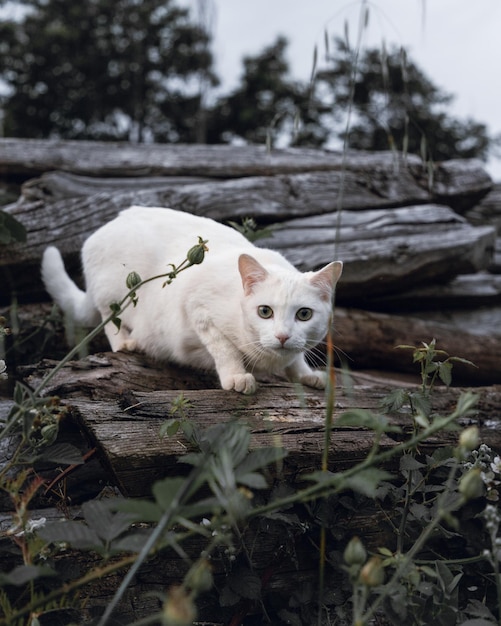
(344, 536, 367, 566)
(359, 556, 384, 587)
(459, 467, 484, 501)
(126, 271, 142, 290)
(162, 585, 196, 626)
(186, 237, 208, 266)
(459, 426, 480, 452)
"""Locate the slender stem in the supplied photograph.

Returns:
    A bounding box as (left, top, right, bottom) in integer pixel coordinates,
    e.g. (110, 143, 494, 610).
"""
(96, 462, 206, 626)
(249, 397, 474, 520)
(33, 262, 195, 398)
(0, 554, 138, 625)
(361, 458, 461, 624)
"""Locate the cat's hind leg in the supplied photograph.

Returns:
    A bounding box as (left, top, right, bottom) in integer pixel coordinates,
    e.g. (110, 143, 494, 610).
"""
(102, 317, 138, 353)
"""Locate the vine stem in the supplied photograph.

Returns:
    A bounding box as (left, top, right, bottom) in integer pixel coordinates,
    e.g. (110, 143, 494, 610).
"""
(249, 392, 477, 520)
(96, 462, 206, 626)
(32, 261, 195, 398)
(360, 457, 462, 624)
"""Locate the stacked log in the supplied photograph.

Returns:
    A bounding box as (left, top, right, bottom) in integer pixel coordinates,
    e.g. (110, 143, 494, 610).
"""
(0, 139, 499, 383)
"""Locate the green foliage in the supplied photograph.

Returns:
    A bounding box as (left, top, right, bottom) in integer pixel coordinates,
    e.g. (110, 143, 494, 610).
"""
(315, 37, 491, 161)
(227, 216, 275, 243)
(0, 210, 26, 245)
(1, 327, 501, 625)
(0, 0, 217, 141)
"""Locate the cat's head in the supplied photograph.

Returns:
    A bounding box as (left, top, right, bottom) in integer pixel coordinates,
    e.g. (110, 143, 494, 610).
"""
(237, 253, 343, 363)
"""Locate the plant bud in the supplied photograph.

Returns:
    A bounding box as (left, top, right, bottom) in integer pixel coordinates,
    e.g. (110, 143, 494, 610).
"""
(41, 423, 58, 445)
(459, 467, 484, 501)
(162, 586, 196, 626)
(359, 556, 384, 587)
(344, 536, 367, 566)
(126, 271, 142, 290)
(186, 237, 208, 265)
(459, 426, 480, 452)
(185, 559, 213, 593)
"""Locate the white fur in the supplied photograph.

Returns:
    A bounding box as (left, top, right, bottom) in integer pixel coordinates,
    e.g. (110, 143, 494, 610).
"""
(41, 206, 343, 394)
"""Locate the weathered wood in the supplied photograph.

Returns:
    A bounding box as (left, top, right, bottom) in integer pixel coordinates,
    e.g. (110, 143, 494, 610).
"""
(256, 205, 495, 296)
(9, 303, 501, 388)
(1, 199, 495, 304)
(68, 383, 501, 499)
(367, 272, 501, 310)
(20, 170, 216, 200)
(334, 308, 501, 385)
(1, 139, 492, 203)
(0, 139, 417, 177)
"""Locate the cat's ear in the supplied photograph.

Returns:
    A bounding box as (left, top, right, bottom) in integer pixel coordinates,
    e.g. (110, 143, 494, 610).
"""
(309, 261, 343, 301)
(238, 254, 269, 295)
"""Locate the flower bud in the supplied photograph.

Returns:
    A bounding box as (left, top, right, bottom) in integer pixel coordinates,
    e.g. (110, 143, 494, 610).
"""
(344, 536, 367, 566)
(459, 467, 484, 501)
(359, 556, 384, 587)
(459, 426, 480, 452)
(185, 559, 213, 593)
(126, 271, 142, 290)
(41, 423, 58, 445)
(186, 237, 208, 265)
(162, 586, 196, 626)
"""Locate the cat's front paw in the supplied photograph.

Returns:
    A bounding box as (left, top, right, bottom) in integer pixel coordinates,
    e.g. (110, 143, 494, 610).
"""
(221, 373, 257, 395)
(299, 370, 327, 390)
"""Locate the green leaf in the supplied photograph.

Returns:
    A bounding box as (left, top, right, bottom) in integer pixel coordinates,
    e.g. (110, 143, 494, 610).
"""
(114, 499, 163, 523)
(235, 447, 287, 477)
(438, 361, 453, 386)
(112, 530, 153, 553)
(343, 468, 394, 498)
(0, 565, 55, 586)
(159, 418, 181, 438)
(237, 472, 268, 490)
(399, 454, 425, 471)
(227, 565, 262, 600)
(380, 388, 408, 412)
(82, 501, 133, 543)
(36, 443, 83, 465)
(152, 477, 185, 511)
(39, 520, 103, 550)
(0, 210, 27, 245)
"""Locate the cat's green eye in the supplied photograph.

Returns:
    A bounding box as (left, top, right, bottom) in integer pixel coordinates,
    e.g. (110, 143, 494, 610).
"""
(258, 305, 273, 319)
(296, 307, 313, 321)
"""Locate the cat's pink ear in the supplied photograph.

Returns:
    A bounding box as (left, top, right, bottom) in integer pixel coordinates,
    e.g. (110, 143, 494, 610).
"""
(238, 254, 268, 295)
(310, 261, 343, 301)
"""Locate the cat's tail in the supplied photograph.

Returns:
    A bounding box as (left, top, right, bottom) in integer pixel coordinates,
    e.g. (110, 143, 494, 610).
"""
(41, 246, 100, 326)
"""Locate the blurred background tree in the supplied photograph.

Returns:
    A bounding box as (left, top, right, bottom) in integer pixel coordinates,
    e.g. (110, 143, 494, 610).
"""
(0, 3, 493, 160)
(0, 0, 218, 141)
(205, 36, 331, 148)
(314, 38, 490, 161)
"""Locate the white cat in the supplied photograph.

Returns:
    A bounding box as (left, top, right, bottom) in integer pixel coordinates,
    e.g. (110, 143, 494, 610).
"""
(41, 207, 342, 394)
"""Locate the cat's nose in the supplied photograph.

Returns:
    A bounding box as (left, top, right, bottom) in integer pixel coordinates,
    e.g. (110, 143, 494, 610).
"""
(276, 333, 290, 347)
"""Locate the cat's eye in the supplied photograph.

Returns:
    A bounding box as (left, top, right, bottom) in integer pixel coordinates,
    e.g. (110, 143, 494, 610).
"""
(296, 307, 313, 321)
(258, 305, 273, 319)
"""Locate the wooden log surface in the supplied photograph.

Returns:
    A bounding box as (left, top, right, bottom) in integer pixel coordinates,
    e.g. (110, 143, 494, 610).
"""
(15, 345, 501, 501)
(0, 139, 493, 201)
(1, 197, 495, 304)
(10, 301, 501, 388)
(65, 382, 501, 499)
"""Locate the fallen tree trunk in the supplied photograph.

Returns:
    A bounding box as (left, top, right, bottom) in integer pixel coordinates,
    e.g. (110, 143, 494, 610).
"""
(334, 307, 501, 384)
(1, 198, 495, 304)
(9, 303, 501, 387)
(68, 383, 501, 498)
(1, 140, 493, 202)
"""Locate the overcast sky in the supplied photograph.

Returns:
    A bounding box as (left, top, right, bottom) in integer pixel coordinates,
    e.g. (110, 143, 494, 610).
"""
(182, 0, 501, 179)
